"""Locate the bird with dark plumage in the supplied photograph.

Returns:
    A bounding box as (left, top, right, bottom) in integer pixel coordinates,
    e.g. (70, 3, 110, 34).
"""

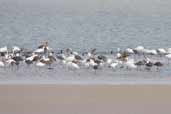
(98, 55, 107, 62)
(154, 62, 163, 71)
(145, 62, 153, 71)
(93, 64, 99, 74)
(12, 53, 23, 68)
(135, 60, 146, 70)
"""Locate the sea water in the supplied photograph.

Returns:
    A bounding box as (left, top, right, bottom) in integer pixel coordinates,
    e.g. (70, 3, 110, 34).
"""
(0, 1, 171, 84)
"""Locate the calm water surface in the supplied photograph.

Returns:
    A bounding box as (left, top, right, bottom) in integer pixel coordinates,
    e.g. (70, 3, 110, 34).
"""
(0, 2, 171, 51)
(0, 2, 171, 83)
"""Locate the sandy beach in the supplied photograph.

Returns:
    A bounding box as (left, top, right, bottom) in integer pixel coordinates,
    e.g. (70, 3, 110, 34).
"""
(0, 85, 171, 114)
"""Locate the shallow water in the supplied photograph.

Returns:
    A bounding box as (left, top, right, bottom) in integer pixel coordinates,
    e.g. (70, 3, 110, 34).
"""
(0, 55, 171, 84)
(0, 2, 171, 52)
(0, 1, 171, 84)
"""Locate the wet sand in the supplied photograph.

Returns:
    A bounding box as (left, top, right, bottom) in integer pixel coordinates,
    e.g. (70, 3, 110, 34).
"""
(0, 85, 171, 114)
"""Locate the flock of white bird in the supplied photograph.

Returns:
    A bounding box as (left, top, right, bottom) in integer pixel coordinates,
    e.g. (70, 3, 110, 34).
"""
(0, 42, 171, 73)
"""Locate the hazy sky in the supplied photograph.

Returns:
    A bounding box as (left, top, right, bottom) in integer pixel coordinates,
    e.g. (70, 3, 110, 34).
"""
(1, 0, 171, 16)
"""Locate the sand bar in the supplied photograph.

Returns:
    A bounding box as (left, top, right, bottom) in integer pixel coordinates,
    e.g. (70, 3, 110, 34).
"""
(0, 85, 171, 114)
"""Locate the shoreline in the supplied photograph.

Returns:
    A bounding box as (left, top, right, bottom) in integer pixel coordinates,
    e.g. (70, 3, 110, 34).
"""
(1, 79, 171, 85)
(0, 85, 171, 114)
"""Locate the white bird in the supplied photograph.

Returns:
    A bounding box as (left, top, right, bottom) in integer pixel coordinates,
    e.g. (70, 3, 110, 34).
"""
(36, 61, 46, 67)
(0, 61, 5, 67)
(84, 62, 90, 68)
(109, 62, 118, 69)
(65, 54, 75, 62)
(34, 48, 44, 54)
(125, 59, 137, 69)
(6, 58, 16, 66)
(81, 59, 87, 64)
(157, 48, 167, 55)
(87, 52, 92, 57)
(4, 53, 11, 60)
(167, 48, 171, 54)
(89, 59, 98, 67)
(26, 53, 38, 61)
(0, 46, 8, 53)
(15, 53, 20, 57)
(114, 60, 123, 65)
(66, 62, 80, 69)
(61, 60, 66, 65)
(116, 48, 121, 56)
(72, 51, 79, 55)
(116, 53, 121, 58)
(106, 58, 112, 64)
(126, 48, 134, 54)
(134, 46, 144, 53)
(145, 57, 151, 63)
(141, 49, 149, 54)
(99, 62, 104, 67)
(80, 59, 90, 68)
(61, 54, 66, 59)
(135, 46, 144, 50)
(166, 54, 171, 64)
(143, 49, 157, 55)
(166, 54, 171, 59)
(12, 46, 21, 53)
(117, 48, 121, 52)
(149, 49, 158, 55)
(46, 47, 53, 52)
(41, 55, 50, 62)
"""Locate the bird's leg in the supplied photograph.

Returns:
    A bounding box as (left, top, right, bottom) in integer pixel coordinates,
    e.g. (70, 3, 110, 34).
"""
(48, 64, 53, 70)
(136, 67, 139, 71)
(126, 66, 129, 70)
(156, 67, 159, 72)
(168, 59, 170, 66)
(94, 70, 97, 75)
(11, 64, 14, 71)
(16, 64, 19, 70)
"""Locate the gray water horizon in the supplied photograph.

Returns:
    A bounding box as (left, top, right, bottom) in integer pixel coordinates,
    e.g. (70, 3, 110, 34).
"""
(0, 1, 171, 52)
(0, 1, 171, 84)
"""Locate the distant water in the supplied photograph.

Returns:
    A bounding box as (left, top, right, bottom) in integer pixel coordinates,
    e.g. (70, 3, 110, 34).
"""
(0, 2, 171, 52)
(0, 2, 171, 84)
